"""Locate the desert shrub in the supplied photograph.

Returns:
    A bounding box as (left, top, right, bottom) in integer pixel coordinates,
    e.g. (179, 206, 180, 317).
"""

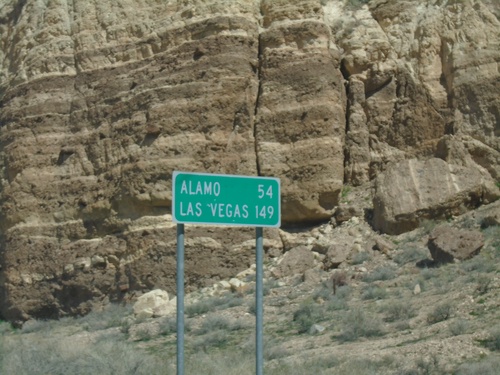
(0, 320, 14, 335)
(455, 356, 500, 375)
(427, 302, 453, 324)
(448, 319, 469, 336)
(247, 301, 256, 315)
(363, 266, 396, 282)
(186, 293, 244, 318)
(1, 336, 166, 375)
(361, 285, 388, 300)
(134, 325, 154, 341)
(475, 274, 492, 295)
(398, 355, 442, 375)
(351, 252, 371, 265)
(197, 315, 231, 335)
(293, 301, 326, 334)
(264, 343, 291, 361)
(192, 330, 229, 352)
(266, 356, 341, 375)
(461, 256, 496, 273)
(80, 303, 132, 331)
(185, 297, 219, 317)
(185, 351, 253, 375)
(394, 246, 428, 266)
(264, 279, 281, 296)
(196, 314, 246, 336)
(381, 301, 416, 322)
(345, 0, 371, 9)
(419, 267, 438, 280)
(158, 316, 177, 336)
(313, 284, 333, 301)
(21, 317, 76, 334)
(337, 309, 384, 342)
(485, 325, 500, 351)
(326, 296, 349, 311)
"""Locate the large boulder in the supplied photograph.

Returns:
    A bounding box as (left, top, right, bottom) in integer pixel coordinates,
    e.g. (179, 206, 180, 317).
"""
(133, 289, 175, 319)
(272, 246, 315, 279)
(373, 158, 500, 234)
(428, 227, 484, 264)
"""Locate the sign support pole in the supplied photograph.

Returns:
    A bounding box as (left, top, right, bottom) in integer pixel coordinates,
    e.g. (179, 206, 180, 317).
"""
(256, 226, 264, 375)
(176, 223, 185, 375)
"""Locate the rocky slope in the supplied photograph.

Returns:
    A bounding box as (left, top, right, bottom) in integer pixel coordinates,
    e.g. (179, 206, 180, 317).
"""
(0, 0, 499, 322)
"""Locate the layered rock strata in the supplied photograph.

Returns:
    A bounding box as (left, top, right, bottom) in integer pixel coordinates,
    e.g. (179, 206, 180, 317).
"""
(0, 0, 499, 321)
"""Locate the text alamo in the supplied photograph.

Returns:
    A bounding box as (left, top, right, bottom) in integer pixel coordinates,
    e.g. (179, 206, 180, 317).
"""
(180, 180, 221, 196)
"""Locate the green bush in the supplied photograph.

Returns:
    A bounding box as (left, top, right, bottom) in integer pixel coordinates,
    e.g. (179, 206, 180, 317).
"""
(363, 266, 396, 282)
(293, 302, 326, 334)
(192, 330, 229, 352)
(455, 356, 500, 375)
(345, 0, 371, 10)
(351, 252, 371, 265)
(80, 303, 132, 332)
(461, 257, 496, 273)
(186, 294, 244, 317)
(448, 319, 469, 336)
(427, 302, 453, 324)
(196, 314, 246, 336)
(361, 286, 388, 300)
(394, 246, 428, 266)
(0, 336, 166, 375)
(486, 325, 500, 351)
(475, 274, 492, 295)
(381, 301, 416, 322)
(337, 309, 384, 342)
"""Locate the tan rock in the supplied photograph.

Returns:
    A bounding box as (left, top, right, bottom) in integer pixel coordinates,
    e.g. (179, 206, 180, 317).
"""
(272, 246, 315, 279)
(428, 227, 484, 264)
(133, 289, 171, 319)
(373, 158, 500, 234)
(256, 0, 346, 223)
(1, 0, 499, 322)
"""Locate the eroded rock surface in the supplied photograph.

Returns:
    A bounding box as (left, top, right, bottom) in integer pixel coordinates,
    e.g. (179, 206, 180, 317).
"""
(373, 158, 500, 235)
(0, 0, 499, 321)
(428, 226, 484, 264)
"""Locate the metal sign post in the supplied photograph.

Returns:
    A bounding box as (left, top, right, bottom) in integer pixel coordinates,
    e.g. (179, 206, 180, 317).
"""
(176, 224, 185, 375)
(172, 171, 280, 375)
(255, 227, 264, 375)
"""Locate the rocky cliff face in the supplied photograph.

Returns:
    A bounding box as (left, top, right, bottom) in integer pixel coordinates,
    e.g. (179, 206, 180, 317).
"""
(0, 0, 499, 322)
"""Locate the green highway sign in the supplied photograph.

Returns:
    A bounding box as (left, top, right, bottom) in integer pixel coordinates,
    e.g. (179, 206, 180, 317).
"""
(172, 171, 281, 227)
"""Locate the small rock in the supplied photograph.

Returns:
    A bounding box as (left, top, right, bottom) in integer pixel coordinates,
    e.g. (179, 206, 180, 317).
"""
(91, 255, 106, 268)
(63, 264, 75, 275)
(273, 246, 315, 278)
(218, 280, 231, 290)
(413, 283, 421, 295)
(229, 278, 245, 291)
(303, 269, 322, 284)
(373, 237, 395, 254)
(309, 324, 326, 335)
(74, 257, 91, 271)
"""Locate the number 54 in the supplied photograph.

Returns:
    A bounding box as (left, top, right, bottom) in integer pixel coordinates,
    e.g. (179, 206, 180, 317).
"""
(258, 185, 273, 199)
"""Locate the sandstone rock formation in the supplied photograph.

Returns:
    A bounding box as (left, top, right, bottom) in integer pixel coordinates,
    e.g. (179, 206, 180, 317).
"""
(133, 289, 174, 319)
(373, 158, 499, 235)
(0, 0, 499, 322)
